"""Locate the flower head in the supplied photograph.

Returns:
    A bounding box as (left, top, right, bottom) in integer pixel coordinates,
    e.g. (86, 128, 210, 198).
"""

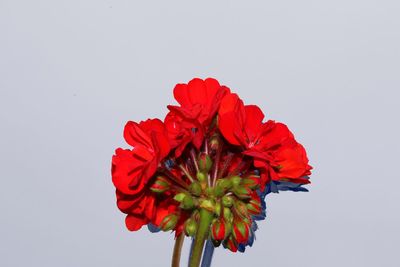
(111, 78, 312, 255)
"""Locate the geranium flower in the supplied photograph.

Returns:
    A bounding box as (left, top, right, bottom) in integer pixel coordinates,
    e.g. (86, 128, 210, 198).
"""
(111, 78, 312, 267)
(218, 93, 311, 190)
(165, 78, 230, 156)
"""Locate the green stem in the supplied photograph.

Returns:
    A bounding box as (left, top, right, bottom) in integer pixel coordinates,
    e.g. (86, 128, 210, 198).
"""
(171, 233, 185, 267)
(189, 209, 214, 267)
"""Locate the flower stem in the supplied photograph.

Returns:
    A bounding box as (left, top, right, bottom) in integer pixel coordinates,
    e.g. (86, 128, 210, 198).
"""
(189, 209, 213, 267)
(179, 164, 195, 183)
(171, 233, 185, 267)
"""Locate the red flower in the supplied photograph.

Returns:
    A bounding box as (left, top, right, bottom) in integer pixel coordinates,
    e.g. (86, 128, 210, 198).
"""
(218, 93, 266, 148)
(118, 190, 179, 231)
(219, 93, 312, 189)
(165, 78, 230, 156)
(112, 119, 170, 195)
(111, 119, 171, 230)
(247, 138, 312, 185)
(111, 78, 313, 258)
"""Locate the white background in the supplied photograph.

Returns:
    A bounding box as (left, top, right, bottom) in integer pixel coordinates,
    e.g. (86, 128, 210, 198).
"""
(1, 1, 399, 266)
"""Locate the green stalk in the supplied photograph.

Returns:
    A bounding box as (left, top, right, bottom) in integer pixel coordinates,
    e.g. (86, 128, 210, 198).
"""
(189, 209, 213, 267)
(171, 233, 185, 267)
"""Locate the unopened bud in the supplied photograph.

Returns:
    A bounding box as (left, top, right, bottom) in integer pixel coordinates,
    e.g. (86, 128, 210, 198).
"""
(209, 136, 220, 151)
(189, 182, 202, 196)
(214, 202, 222, 216)
(224, 235, 238, 252)
(234, 201, 248, 218)
(223, 207, 233, 222)
(232, 219, 250, 244)
(222, 195, 234, 207)
(211, 219, 226, 241)
(184, 218, 197, 236)
(181, 194, 195, 210)
(173, 193, 187, 202)
(230, 176, 241, 187)
(241, 177, 259, 189)
(160, 213, 179, 231)
(215, 179, 232, 197)
(198, 153, 212, 173)
(196, 172, 207, 183)
(232, 186, 252, 199)
(150, 175, 171, 193)
(247, 198, 262, 215)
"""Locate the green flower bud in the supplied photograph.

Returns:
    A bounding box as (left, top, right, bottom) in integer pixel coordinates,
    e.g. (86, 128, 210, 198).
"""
(214, 202, 222, 216)
(205, 187, 214, 197)
(234, 200, 248, 218)
(232, 186, 252, 199)
(196, 172, 207, 182)
(198, 153, 212, 173)
(181, 194, 195, 210)
(189, 182, 202, 196)
(173, 193, 187, 202)
(230, 176, 241, 187)
(241, 177, 259, 189)
(150, 175, 171, 193)
(215, 179, 232, 197)
(222, 195, 234, 207)
(160, 213, 178, 231)
(184, 218, 197, 236)
(223, 207, 233, 222)
(247, 198, 262, 215)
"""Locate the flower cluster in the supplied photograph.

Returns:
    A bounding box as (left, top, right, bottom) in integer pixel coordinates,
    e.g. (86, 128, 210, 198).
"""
(111, 78, 312, 253)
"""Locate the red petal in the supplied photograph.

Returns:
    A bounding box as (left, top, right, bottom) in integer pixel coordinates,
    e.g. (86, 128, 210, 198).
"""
(173, 83, 191, 107)
(123, 121, 152, 149)
(187, 78, 208, 106)
(218, 93, 245, 146)
(125, 214, 148, 231)
(244, 105, 264, 146)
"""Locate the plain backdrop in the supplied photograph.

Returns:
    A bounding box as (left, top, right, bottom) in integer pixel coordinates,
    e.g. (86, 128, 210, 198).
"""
(1, 1, 399, 266)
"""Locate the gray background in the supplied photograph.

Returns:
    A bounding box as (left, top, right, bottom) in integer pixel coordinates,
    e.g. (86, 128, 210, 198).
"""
(1, 0, 399, 266)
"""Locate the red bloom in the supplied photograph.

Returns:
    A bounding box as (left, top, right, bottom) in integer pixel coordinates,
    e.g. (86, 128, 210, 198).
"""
(112, 119, 170, 195)
(247, 138, 312, 185)
(219, 93, 312, 189)
(165, 78, 230, 156)
(111, 77, 313, 258)
(218, 93, 266, 148)
(111, 119, 171, 230)
(118, 190, 179, 231)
